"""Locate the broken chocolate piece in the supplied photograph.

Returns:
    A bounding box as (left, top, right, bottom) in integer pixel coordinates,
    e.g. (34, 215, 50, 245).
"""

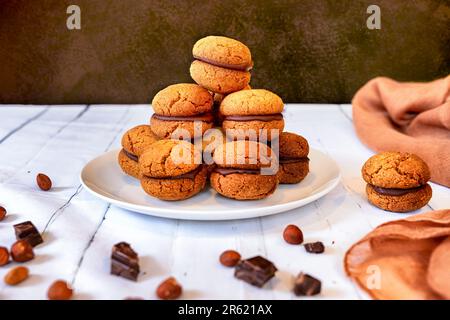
(304, 241, 325, 254)
(111, 242, 140, 281)
(14, 221, 43, 247)
(294, 273, 321, 296)
(234, 256, 277, 288)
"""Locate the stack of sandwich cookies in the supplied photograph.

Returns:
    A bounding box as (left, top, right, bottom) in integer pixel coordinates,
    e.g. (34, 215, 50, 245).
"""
(150, 84, 214, 139)
(210, 140, 278, 200)
(362, 152, 432, 212)
(277, 132, 309, 184)
(220, 89, 284, 141)
(139, 140, 207, 201)
(118, 125, 159, 179)
(190, 36, 252, 95)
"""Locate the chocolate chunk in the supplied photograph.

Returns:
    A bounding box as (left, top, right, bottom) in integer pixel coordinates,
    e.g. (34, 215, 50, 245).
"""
(234, 256, 277, 287)
(111, 242, 140, 281)
(14, 221, 43, 247)
(294, 273, 321, 296)
(304, 241, 325, 254)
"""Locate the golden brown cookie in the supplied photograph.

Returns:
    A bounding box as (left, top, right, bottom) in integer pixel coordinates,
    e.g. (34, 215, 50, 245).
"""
(118, 149, 141, 179)
(150, 83, 214, 139)
(212, 85, 251, 126)
(118, 125, 160, 178)
(152, 83, 213, 116)
(366, 183, 432, 213)
(139, 140, 201, 178)
(362, 152, 431, 188)
(362, 152, 432, 212)
(220, 89, 284, 141)
(210, 140, 278, 200)
(190, 60, 251, 95)
(277, 132, 310, 184)
(141, 165, 208, 201)
(193, 36, 253, 71)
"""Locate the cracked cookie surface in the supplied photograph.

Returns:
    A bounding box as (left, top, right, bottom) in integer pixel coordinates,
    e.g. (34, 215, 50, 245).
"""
(139, 140, 201, 178)
(118, 149, 140, 179)
(151, 83, 213, 116)
(190, 60, 251, 94)
(362, 152, 431, 188)
(150, 115, 213, 139)
(193, 36, 252, 70)
(278, 160, 309, 184)
(278, 132, 309, 158)
(121, 125, 160, 157)
(220, 89, 284, 116)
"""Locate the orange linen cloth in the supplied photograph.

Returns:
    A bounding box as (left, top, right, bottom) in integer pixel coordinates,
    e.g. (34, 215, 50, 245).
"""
(352, 76, 450, 187)
(344, 209, 450, 300)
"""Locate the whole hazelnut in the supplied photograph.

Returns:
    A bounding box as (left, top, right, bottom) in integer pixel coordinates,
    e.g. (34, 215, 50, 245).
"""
(156, 277, 182, 300)
(283, 224, 304, 245)
(4, 266, 29, 285)
(36, 173, 52, 191)
(47, 280, 73, 300)
(0, 206, 6, 221)
(219, 250, 241, 267)
(11, 240, 35, 262)
(0, 246, 9, 266)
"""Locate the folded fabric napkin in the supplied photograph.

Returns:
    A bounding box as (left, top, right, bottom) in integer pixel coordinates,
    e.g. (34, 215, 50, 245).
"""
(345, 209, 450, 299)
(352, 76, 450, 187)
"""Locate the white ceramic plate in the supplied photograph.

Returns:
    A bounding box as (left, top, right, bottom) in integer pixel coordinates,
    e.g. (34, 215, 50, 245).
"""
(80, 149, 340, 220)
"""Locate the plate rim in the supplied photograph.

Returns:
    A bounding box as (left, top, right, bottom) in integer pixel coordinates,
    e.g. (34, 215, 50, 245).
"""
(80, 149, 341, 220)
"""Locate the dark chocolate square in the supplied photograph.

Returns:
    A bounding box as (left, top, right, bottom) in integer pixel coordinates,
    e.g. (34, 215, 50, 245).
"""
(111, 242, 140, 281)
(294, 273, 321, 296)
(14, 221, 43, 247)
(234, 256, 277, 288)
(304, 241, 325, 254)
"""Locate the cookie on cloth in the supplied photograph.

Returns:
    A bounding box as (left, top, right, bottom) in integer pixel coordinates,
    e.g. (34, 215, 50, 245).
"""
(190, 36, 252, 94)
(220, 89, 284, 141)
(150, 83, 214, 139)
(139, 140, 207, 200)
(210, 140, 278, 200)
(118, 125, 159, 178)
(362, 152, 432, 212)
(277, 132, 310, 184)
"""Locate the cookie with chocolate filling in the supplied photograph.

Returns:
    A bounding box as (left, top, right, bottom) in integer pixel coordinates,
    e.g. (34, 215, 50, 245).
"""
(210, 140, 278, 200)
(190, 36, 252, 94)
(277, 132, 310, 184)
(118, 125, 159, 178)
(150, 83, 214, 139)
(362, 152, 432, 212)
(139, 140, 207, 200)
(220, 89, 284, 141)
(211, 84, 251, 126)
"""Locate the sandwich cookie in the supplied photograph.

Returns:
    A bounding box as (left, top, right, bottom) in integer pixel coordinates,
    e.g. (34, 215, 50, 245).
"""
(190, 36, 252, 94)
(150, 83, 214, 139)
(220, 89, 285, 141)
(139, 140, 207, 201)
(118, 125, 159, 178)
(362, 152, 432, 212)
(210, 140, 278, 200)
(277, 132, 310, 184)
(211, 84, 251, 126)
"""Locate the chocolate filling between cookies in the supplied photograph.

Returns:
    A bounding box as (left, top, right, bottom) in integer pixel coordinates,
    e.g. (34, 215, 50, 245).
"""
(193, 56, 253, 72)
(214, 168, 277, 176)
(152, 113, 214, 123)
(123, 149, 139, 162)
(279, 157, 309, 164)
(371, 184, 426, 196)
(223, 113, 283, 122)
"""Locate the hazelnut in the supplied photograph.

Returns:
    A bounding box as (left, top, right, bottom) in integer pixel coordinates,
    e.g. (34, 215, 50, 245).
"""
(0, 246, 9, 266)
(36, 173, 52, 191)
(219, 250, 241, 267)
(0, 206, 6, 221)
(283, 224, 304, 245)
(156, 277, 182, 300)
(47, 280, 73, 300)
(4, 266, 29, 285)
(11, 240, 35, 262)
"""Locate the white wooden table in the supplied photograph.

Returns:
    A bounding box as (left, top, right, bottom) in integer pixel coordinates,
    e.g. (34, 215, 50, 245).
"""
(0, 104, 448, 300)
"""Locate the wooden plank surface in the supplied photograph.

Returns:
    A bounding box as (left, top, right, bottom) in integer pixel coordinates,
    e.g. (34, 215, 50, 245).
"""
(0, 104, 448, 300)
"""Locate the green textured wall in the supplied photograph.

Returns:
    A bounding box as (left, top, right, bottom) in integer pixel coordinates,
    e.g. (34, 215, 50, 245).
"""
(0, 0, 449, 104)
